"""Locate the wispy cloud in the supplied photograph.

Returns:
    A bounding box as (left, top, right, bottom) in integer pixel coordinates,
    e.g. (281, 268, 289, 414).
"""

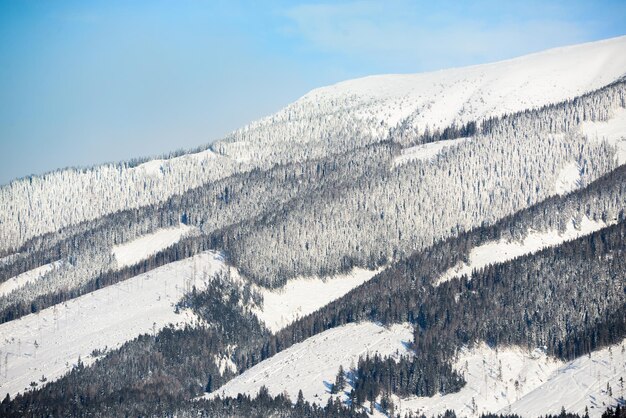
(281, 0, 601, 72)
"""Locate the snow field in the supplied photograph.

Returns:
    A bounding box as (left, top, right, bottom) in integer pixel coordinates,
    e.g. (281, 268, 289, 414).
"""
(205, 322, 413, 406)
(436, 216, 606, 285)
(555, 161, 582, 195)
(112, 223, 196, 269)
(504, 340, 626, 417)
(298, 36, 626, 135)
(249, 267, 382, 333)
(398, 344, 563, 417)
(581, 106, 626, 166)
(0, 251, 225, 398)
(0, 262, 61, 298)
(393, 138, 470, 167)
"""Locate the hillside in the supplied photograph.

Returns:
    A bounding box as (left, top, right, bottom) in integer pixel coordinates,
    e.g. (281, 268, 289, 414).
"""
(1, 36, 626, 418)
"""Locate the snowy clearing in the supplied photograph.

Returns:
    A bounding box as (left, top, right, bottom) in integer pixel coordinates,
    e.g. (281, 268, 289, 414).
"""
(131, 149, 219, 176)
(0, 251, 225, 397)
(504, 339, 626, 417)
(250, 268, 382, 333)
(436, 217, 606, 285)
(205, 322, 413, 406)
(399, 343, 563, 417)
(112, 224, 196, 269)
(555, 161, 582, 195)
(581, 107, 626, 165)
(0, 262, 60, 298)
(393, 138, 470, 167)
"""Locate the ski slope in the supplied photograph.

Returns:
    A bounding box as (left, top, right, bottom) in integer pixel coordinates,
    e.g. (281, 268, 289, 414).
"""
(112, 224, 196, 269)
(250, 268, 382, 333)
(436, 217, 606, 285)
(205, 322, 413, 406)
(0, 251, 225, 398)
(581, 106, 626, 166)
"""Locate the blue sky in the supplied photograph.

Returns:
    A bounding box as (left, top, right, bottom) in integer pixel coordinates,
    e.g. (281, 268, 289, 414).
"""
(1, 0, 625, 184)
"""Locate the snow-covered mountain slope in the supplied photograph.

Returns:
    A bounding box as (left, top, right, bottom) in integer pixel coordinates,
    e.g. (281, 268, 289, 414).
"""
(2, 36, 626, 254)
(0, 251, 225, 397)
(205, 322, 413, 405)
(112, 223, 196, 269)
(220, 36, 626, 160)
(399, 339, 626, 418)
(504, 339, 626, 417)
(249, 267, 382, 333)
(435, 216, 606, 285)
(399, 343, 563, 417)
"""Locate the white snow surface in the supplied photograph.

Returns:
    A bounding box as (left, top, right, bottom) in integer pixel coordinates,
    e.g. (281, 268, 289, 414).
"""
(399, 344, 563, 417)
(393, 138, 470, 167)
(555, 161, 582, 195)
(436, 217, 606, 285)
(289, 36, 626, 135)
(581, 106, 626, 165)
(251, 268, 382, 333)
(131, 149, 219, 176)
(0, 251, 225, 397)
(206, 322, 413, 405)
(400, 339, 626, 417)
(504, 339, 626, 417)
(112, 224, 196, 269)
(0, 262, 61, 298)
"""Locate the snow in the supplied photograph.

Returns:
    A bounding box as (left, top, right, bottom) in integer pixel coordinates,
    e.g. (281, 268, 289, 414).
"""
(436, 217, 606, 286)
(399, 344, 563, 417)
(555, 161, 582, 195)
(250, 268, 382, 333)
(0, 262, 61, 298)
(297, 36, 626, 134)
(393, 138, 470, 167)
(205, 322, 413, 405)
(0, 251, 225, 397)
(504, 339, 626, 417)
(132, 149, 218, 176)
(581, 107, 626, 166)
(112, 224, 196, 269)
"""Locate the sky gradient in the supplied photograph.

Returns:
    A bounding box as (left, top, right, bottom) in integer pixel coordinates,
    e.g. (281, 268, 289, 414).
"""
(1, 0, 625, 185)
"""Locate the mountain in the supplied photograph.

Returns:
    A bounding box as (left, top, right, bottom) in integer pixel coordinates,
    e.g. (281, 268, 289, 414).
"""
(1, 36, 626, 418)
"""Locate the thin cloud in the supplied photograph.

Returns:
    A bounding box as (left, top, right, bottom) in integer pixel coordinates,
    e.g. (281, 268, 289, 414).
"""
(282, 1, 597, 72)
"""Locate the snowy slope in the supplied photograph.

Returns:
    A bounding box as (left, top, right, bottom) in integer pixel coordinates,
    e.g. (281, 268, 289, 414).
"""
(205, 322, 413, 405)
(436, 217, 606, 285)
(504, 339, 626, 417)
(581, 106, 626, 165)
(112, 224, 196, 269)
(399, 344, 563, 417)
(555, 161, 582, 195)
(393, 138, 470, 167)
(0, 262, 61, 298)
(226, 35, 626, 153)
(0, 251, 225, 397)
(250, 267, 382, 333)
